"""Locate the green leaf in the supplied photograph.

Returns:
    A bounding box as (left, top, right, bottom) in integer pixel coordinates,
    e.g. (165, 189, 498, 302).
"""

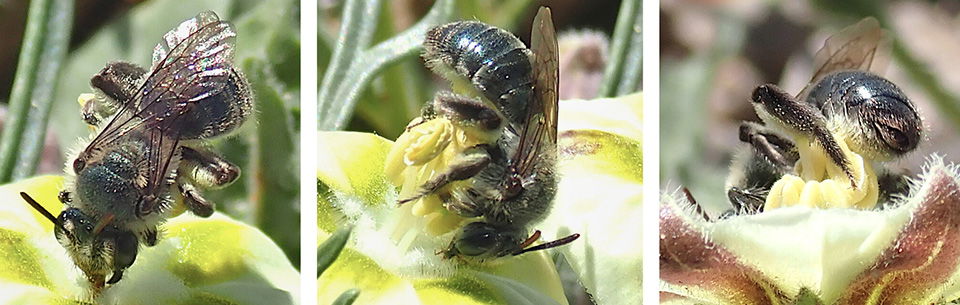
(244, 58, 301, 264)
(332, 289, 361, 305)
(319, 226, 352, 277)
(0, 0, 73, 182)
(598, 0, 641, 97)
(318, 0, 454, 130)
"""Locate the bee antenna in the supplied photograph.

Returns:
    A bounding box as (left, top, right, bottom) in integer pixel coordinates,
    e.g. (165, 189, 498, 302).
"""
(19, 192, 63, 230)
(512, 232, 580, 256)
(517, 230, 542, 250)
(93, 214, 115, 235)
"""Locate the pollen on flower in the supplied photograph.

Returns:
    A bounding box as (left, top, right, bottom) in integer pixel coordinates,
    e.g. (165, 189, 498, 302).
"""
(766, 131, 879, 210)
(384, 117, 489, 237)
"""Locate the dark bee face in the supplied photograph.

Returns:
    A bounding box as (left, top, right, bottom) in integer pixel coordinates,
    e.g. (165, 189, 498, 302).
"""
(445, 222, 525, 259)
(55, 208, 139, 284)
(55, 208, 99, 246)
(806, 71, 922, 159)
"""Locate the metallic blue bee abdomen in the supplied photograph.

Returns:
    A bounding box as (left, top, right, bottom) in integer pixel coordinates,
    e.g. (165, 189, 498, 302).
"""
(424, 21, 534, 125)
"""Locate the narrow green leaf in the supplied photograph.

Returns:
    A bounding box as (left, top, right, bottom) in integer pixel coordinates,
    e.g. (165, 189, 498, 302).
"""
(244, 58, 301, 263)
(0, 0, 73, 182)
(332, 288, 361, 305)
(598, 0, 640, 97)
(318, 0, 454, 130)
(318, 0, 381, 130)
(319, 226, 352, 276)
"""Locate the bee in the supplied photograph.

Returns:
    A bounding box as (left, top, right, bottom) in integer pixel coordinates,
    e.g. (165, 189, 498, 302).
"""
(20, 11, 252, 290)
(386, 7, 579, 261)
(725, 18, 922, 214)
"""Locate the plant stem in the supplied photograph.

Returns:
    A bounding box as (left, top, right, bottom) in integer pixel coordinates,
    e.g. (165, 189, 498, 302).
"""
(0, 0, 73, 182)
(598, 0, 640, 97)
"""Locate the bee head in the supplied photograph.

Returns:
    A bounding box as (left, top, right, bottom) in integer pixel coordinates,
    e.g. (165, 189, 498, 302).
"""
(55, 208, 140, 285)
(445, 222, 523, 259)
(20, 192, 138, 286)
(445, 222, 579, 260)
(54, 208, 107, 246)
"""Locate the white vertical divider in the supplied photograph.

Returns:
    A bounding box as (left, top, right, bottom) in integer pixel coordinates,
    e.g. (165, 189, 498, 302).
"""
(301, 0, 319, 303)
(641, 0, 660, 303)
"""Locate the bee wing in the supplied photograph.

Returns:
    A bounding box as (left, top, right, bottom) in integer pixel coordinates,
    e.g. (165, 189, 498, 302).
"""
(82, 11, 236, 212)
(138, 128, 182, 215)
(510, 7, 558, 181)
(85, 11, 234, 152)
(798, 17, 891, 99)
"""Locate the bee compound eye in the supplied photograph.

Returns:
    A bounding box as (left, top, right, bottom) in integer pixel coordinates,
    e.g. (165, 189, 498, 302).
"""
(72, 158, 85, 173)
(456, 224, 499, 256)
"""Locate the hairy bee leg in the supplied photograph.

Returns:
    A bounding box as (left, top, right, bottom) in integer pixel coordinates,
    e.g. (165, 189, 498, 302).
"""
(82, 61, 148, 126)
(682, 188, 711, 221)
(105, 229, 139, 285)
(178, 181, 215, 217)
(179, 146, 241, 188)
(444, 189, 488, 218)
(398, 147, 492, 205)
(143, 228, 158, 246)
(106, 270, 124, 285)
(739, 122, 795, 169)
(877, 168, 911, 205)
(752, 84, 855, 185)
(726, 186, 766, 215)
(431, 91, 504, 131)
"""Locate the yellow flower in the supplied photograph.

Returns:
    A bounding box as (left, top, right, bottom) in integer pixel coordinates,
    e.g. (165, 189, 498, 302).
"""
(319, 93, 642, 305)
(0, 176, 299, 304)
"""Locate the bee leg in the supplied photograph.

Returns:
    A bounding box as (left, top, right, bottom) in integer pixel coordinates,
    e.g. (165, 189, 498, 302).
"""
(107, 230, 138, 284)
(739, 122, 796, 169)
(431, 91, 504, 132)
(444, 189, 487, 218)
(58, 190, 71, 203)
(141, 227, 159, 246)
(399, 147, 491, 205)
(725, 186, 766, 216)
(178, 181, 215, 217)
(179, 146, 241, 188)
(877, 168, 911, 205)
(751, 84, 854, 184)
(82, 61, 147, 126)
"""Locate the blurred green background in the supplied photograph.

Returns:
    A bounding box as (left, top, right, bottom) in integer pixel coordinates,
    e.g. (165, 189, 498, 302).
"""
(0, 0, 301, 265)
(661, 0, 960, 216)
